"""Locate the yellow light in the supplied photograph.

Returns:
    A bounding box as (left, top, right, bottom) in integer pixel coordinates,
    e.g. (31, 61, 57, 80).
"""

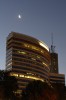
(37, 56, 40, 59)
(42, 62, 48, 67)
(41, 50, 44, 53)
(11, 73, 18, 77)
(39, 41, 49, 51)
(18, 51, 26, 54)
(25, 75, 44, 81)
(12, 73, 44, 82)
(19, 75, 24, 77)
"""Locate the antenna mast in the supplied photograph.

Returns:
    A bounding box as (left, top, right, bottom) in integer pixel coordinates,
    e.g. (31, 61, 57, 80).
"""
(51, 33, 55, 53)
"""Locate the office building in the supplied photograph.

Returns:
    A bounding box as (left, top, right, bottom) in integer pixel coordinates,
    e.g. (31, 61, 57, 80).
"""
(6, 32, 50, 93)
(50, 34, 59, 74)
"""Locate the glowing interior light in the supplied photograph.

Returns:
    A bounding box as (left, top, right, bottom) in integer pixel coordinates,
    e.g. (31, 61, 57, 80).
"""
(19, 75, 24, 77)
(37, 56, 40, 58)
(42, 62, 48, 67)
(12, 74, 18, 77)
(39, 41, 49, 51)
(25, 75, 44, 81)
(31, 58, 36, 60)
(18, 51, 26, 54)
(11, 73, 44, 82)
(41, 50, 44, 53)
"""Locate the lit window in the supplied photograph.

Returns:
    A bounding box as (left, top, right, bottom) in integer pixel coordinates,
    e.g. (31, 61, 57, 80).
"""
(18, 51, 26, 54)
(31, 58, 36, 60)
(42, 62, 48, 67)
(27, 73, 34, 76)
(37, 56, 40, 59)
(32, 46, 38, 51)
(11, 73, 18, 77)
(23, 43, 47, 55)
(25, 75, 44, 81)
(24, 44, 28, 47)
(19, 74, 24, 77)
(41, 50, 44, 53)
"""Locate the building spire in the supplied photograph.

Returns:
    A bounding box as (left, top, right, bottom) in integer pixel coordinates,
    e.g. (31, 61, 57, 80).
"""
(51, 33, 55, 53)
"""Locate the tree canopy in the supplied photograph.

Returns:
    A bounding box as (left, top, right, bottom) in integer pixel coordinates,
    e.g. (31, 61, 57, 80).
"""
(21, 80, 58, 100)
(0, 70, 18, 100)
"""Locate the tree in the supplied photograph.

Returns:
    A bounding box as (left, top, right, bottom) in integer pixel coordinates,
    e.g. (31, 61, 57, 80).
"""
(0, 70, 5, 99)
(0, 70, 5, 80)
(21, 80, 58, 100)
(51, 83, 65, 100)
(0, 70, 18, 100)
(4, 72, 18, 99)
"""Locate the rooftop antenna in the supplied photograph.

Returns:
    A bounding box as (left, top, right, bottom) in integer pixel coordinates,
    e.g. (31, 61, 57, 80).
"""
(51, 33, 55, 53)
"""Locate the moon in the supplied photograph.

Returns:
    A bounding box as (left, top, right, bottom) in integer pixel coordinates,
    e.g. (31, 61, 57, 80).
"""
(18, 14, 22, 19)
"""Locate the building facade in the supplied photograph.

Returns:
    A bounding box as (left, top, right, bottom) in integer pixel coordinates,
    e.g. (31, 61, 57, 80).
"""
(6, 32, 50, 93)
(50, 53, 58, 73)
(49, 73, 65, 85)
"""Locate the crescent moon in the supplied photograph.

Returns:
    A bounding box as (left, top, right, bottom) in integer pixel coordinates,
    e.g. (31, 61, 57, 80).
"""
(18, 14, 21, 19)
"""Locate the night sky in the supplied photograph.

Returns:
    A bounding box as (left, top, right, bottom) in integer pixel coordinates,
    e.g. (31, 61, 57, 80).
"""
(0, 0, 66, 83)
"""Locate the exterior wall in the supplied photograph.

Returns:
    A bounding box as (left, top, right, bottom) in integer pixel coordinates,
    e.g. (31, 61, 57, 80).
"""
(50, 53, 58, 73)
(49, 73, 65, 85)
(6, 32, 50, 92)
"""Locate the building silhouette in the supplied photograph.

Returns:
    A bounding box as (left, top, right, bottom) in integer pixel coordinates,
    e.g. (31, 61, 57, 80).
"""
(49, 36, 65, 86)
(50, 45, 58, 73)
(50, 33, 58, 73)
(6, 32, 50, 93)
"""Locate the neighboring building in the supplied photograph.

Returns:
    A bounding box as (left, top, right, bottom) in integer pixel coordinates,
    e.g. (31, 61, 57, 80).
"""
(49, 40, 65, 99)
(6, 32, 50, 93)
(50, 52, 58, 73)
(49, 73, 65, 100)
(49, 73, 65, 85)
(49, 35, 65, 90)
(50, 44, 59, 73)
(50, 34, 59, 73)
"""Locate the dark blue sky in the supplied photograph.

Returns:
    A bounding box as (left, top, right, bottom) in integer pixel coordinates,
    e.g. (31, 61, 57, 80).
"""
(0, 0, 66, 82)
